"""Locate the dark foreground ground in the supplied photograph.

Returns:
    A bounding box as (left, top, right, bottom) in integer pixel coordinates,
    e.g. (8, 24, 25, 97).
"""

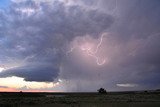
(0, 91, 160, 107)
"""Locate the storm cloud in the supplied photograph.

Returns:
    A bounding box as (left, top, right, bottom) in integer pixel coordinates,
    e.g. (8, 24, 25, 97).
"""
(59, 0, 160, 91)
(0, 0, 113, 82)
(0, 0, 160, 91)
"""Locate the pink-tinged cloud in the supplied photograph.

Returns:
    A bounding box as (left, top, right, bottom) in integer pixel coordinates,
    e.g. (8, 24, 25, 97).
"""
(0, 87, 56, 92)
(0, 88, 18, 92)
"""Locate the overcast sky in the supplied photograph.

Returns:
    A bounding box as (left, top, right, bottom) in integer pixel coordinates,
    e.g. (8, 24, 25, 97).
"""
(0, 0, 160, 92)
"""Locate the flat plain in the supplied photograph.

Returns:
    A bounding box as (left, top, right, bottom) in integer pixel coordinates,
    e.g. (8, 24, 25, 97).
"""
(0, 91, 160, 107)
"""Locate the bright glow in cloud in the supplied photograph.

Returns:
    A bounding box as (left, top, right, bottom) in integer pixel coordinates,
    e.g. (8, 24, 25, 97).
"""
(81, 34, 106, 65)
(67, 33, 107, 65)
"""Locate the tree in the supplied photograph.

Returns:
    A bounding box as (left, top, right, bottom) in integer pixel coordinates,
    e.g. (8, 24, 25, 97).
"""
(97, 88, 107, 94)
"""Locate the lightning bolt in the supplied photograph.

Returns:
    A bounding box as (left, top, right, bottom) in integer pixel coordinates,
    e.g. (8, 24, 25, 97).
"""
(81, 34, 106, 65)
(66, 34, 106, 66)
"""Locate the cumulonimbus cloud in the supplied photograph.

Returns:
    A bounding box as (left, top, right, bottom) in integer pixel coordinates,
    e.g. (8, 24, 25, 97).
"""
(0, 0, 114, 82)
(0, 0, 160, 91)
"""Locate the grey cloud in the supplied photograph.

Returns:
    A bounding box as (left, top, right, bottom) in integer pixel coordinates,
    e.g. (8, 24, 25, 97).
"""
(0, 0, 160, 91)
(0, 0, 113, 82)
(0, 63, 59, 82)
(59, 0, 160, 91)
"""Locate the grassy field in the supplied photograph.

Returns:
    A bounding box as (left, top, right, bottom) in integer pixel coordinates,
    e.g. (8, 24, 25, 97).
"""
(0, 91, 160, 107)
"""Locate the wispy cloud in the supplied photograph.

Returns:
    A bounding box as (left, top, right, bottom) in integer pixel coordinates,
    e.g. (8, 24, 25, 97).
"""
(116, 83, 138, 88)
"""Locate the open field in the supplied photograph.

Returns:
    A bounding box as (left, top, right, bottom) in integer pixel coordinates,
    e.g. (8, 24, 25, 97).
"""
(0, 91, 160, 107)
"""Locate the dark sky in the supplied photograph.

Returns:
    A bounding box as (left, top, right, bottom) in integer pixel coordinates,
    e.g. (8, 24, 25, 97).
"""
(0, 0, 160, 92)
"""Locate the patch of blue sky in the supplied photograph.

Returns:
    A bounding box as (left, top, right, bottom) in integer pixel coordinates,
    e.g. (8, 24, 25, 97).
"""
(0, 0, 11, 9)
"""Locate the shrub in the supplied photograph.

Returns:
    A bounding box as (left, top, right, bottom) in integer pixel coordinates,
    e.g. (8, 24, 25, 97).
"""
(97, 88, 107, 94)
